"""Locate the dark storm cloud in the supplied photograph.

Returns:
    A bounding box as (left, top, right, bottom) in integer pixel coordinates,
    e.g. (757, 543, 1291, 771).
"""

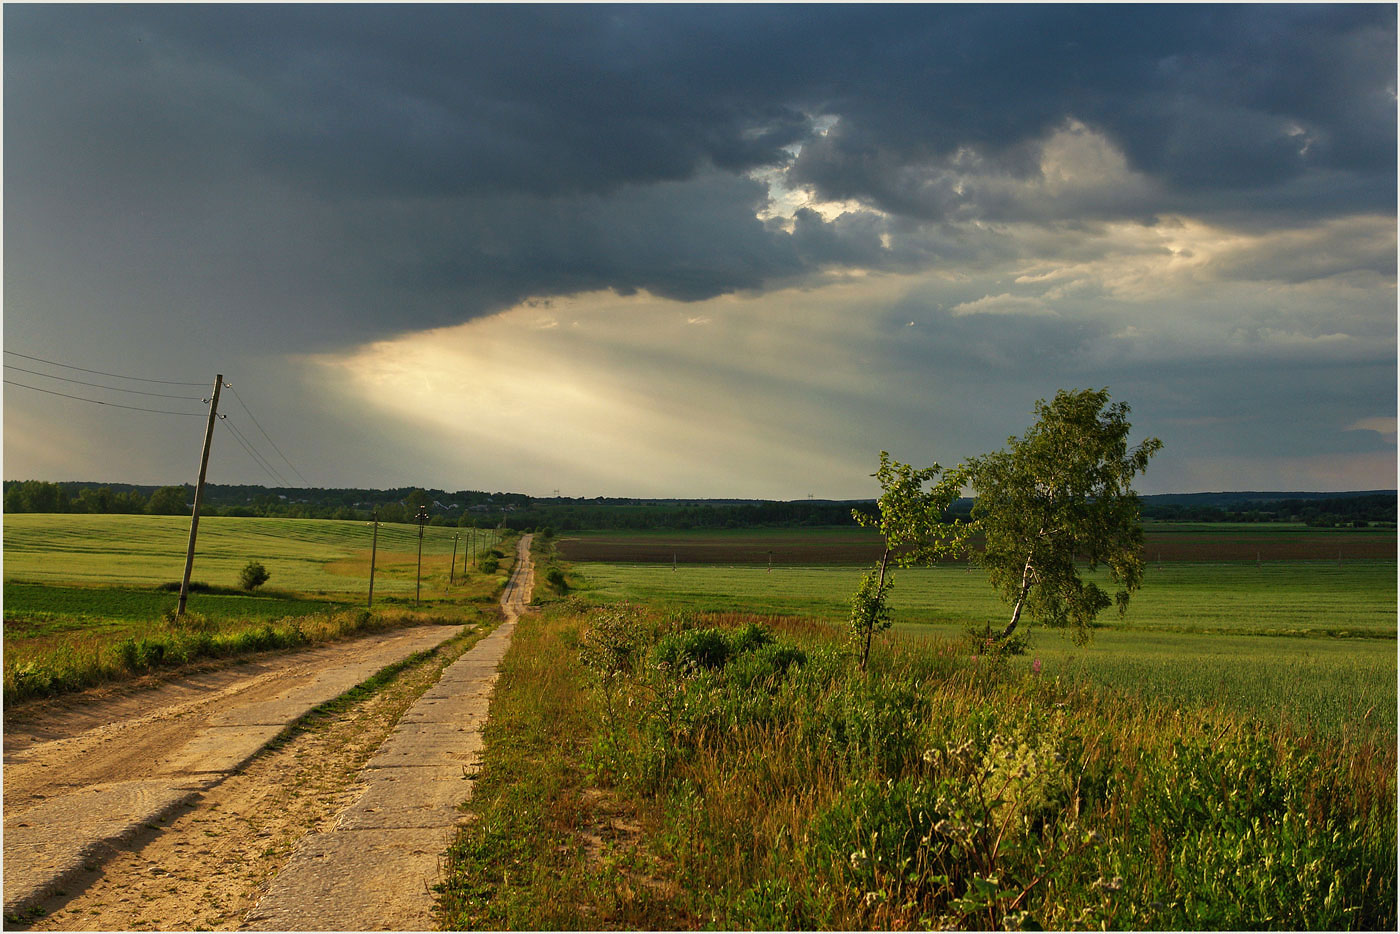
(4, 3, 1394, 345)
(791, 5, 1395, 216)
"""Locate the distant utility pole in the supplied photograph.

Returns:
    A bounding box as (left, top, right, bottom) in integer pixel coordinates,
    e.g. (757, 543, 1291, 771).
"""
(367, 510, 380, 608)
(177, 374, 223, 617)
(415, 506, 430, 604)
(450, 532, 460, 584)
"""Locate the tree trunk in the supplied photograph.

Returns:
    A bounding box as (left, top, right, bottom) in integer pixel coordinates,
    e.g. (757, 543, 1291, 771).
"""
(1001, 553, 1034, 640)
(862, 547, 890, 672)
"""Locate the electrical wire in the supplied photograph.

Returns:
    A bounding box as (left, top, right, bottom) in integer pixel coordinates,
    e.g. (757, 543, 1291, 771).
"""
(3, 363, 205, 400)
(2, 350, 208, 386)
(222, 418, 289, 486)
(226, 385, 310, 486)
(3, 379, 208, 416)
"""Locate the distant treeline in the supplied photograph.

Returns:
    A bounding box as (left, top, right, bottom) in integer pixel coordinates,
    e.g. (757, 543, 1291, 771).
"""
(3, 480, 1393, 529)
(1139, 493, 1396, 526)
(1, 480, 524, 526)
(494, 499, 876, 531)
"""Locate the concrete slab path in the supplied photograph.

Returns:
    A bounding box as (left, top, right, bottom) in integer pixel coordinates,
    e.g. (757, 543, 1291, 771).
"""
(242, 534, 533, 931)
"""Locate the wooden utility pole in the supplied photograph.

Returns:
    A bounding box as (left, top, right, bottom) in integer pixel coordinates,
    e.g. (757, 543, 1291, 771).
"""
(177, 374, 223, 617)
(415, 506, 430, 604)
(368, 510, 380, 608)
(450, 533, 459, 584)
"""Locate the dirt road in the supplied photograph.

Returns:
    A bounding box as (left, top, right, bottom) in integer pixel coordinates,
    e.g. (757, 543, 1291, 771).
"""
(3, 534, 534, 930)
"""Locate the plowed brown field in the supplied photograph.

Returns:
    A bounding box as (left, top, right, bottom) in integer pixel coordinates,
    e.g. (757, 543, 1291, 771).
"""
(558, 526, 1396, 564)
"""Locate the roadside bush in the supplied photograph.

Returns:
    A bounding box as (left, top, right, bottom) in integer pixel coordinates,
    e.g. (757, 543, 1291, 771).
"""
(655, 627, 733, 672)
(155, 580, 220, 594)
(544, 567, 568, 593)
(238, 560, 271, 591)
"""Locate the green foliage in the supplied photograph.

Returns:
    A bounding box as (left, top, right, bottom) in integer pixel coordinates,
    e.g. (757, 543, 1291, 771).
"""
(969, 388, 1162, 643)
(146, 485, 189, 515)
(4, 479, 72, 513)
(852, 452, 974, 569)
(849, 453, 973, 670)
(238, 560, 271, 591)
(544, 567, 568, 593)
(848, 565, 894, 669)
(654, 627, 735, 671)
(577, 604, 650, 682)
(552, 604, 1396, 928)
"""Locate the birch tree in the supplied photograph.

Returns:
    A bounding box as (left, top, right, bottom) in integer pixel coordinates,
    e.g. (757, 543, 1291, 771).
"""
(968, 388, 1162, 645)
(850, 452, 972, 670)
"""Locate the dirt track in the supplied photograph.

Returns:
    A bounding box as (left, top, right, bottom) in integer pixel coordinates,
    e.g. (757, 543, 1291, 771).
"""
(3, 535, 534, 930)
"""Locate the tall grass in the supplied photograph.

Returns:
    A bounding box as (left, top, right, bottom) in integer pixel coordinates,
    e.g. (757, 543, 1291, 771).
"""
(440, 603, 1396, 930)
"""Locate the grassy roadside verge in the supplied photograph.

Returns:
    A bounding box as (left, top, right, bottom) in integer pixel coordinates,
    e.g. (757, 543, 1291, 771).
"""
(438, 602, 1396, 930)
(3, 605, 485, 704)
(435, 602, 687, 929)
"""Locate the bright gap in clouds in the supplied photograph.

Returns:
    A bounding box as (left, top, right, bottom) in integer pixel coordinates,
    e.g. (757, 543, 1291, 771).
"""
(307, 281, 914, 499)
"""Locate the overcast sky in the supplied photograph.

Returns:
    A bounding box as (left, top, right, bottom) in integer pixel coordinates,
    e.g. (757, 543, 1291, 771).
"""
(3, 3, 1395, 498)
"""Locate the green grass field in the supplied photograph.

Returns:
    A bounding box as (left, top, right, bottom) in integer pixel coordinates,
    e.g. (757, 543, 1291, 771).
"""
(573, 561, 1397, 636)
(2, 581, 340, 640)
(2, 513, 513, 701)
(3, 513, 504, 596)
(571, 557, 1397, 738)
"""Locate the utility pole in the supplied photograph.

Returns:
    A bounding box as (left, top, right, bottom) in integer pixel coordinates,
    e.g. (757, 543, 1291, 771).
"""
(177, 374, 223, 617)
(367, 509, 380, 608)
(450, 532, 459, 584)
(415, 506, 430, 604)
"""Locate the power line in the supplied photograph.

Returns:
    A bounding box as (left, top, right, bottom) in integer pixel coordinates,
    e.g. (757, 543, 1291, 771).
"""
(3, 362, 204, 400)
(2, 350, 207, 386)
(227, 385, 310, 486)
(3, 379, 208, 416)
(222, 418, 289, 486)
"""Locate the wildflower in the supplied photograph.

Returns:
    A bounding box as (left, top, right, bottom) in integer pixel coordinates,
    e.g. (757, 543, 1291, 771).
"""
(1031, 658, 1043, 675)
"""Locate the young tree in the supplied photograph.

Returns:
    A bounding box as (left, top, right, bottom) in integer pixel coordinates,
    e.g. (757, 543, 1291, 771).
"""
(238, 560, 271, 591)
(968, 388, 1162, 645)
(849, 452, 973, 671)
